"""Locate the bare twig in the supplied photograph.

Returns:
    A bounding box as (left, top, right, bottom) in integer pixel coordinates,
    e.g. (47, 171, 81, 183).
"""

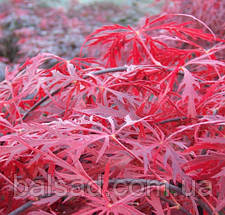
(159, 116, 188, 124)
(83, 66, 127, 78)
(159, 115, 203, 124)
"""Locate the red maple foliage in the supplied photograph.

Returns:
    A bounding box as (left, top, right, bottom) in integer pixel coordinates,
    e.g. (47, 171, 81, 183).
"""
(0, 1, 225, 215)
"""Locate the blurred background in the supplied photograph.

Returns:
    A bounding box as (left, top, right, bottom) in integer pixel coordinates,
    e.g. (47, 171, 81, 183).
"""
(0, 0, 164, 66)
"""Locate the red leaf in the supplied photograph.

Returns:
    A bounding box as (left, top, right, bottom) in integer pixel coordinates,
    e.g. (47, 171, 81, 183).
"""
(178, 67, 200, 117)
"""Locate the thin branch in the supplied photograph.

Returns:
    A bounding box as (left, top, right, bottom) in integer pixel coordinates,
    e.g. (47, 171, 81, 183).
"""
(8, 201, 33, 215)
(160, 196, 192, 215)
(159, 116, 188, 124)
(159, 115, 203, 124)
(83, 66, 127, 78)
(8, 178, 213, 215)
(22, 66, 128, 120)
(22, 82, 71, 120)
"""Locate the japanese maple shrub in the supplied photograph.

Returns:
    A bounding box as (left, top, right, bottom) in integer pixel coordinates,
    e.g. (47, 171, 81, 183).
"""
(0, 10, 225, 215)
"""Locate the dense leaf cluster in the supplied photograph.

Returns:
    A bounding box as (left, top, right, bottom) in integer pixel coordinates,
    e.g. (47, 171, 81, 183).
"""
(0, 0, 224, 214)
